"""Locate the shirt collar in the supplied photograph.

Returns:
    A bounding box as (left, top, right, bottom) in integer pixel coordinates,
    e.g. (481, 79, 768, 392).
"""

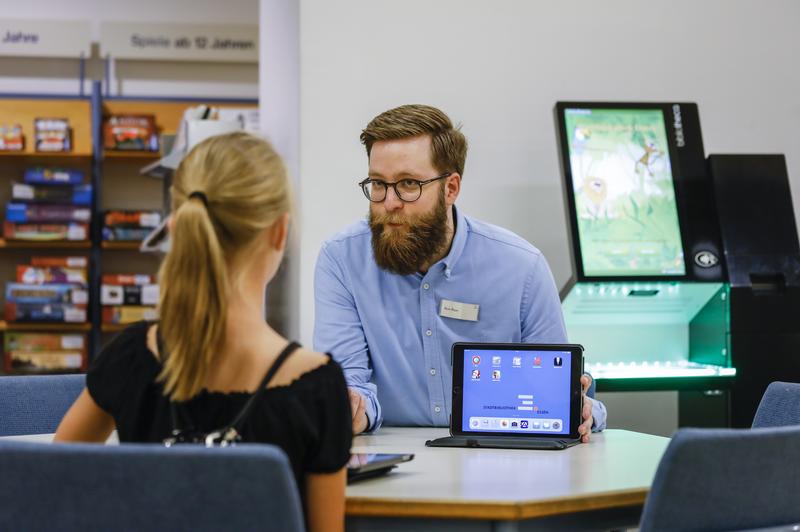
(438, 205, 468, 278)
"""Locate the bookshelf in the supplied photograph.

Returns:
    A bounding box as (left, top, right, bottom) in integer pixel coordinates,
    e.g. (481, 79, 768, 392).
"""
(0, 87, 259, 374)
(97, 96, 258, 352)
(0, 95, 93, 374)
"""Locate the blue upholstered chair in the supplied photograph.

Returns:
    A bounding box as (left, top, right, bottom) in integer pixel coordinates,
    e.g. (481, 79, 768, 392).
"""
(639, 426, 800, 532)
(752, 381, 800, 428)
(0, 441, 305, 532)
(0, 374, 85, 436)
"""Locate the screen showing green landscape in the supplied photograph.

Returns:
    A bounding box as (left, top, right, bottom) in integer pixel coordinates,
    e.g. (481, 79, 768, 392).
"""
(564, 107, 686, 277)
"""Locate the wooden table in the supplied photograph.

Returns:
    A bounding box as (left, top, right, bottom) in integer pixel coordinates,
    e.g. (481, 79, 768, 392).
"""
(346, 427, 670, 531)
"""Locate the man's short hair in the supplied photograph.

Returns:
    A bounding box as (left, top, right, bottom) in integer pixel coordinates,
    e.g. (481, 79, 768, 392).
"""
(360, 104, 468, 177)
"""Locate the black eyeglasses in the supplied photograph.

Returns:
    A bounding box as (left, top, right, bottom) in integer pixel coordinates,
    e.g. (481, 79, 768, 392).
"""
(358, 173, 451, 203)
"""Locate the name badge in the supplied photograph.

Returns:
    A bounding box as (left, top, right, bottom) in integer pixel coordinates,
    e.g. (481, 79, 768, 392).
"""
(439, 299, 479, 322)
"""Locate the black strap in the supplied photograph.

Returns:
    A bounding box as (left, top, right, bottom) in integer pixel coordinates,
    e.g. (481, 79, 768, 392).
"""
(226, 341, 301, 430)
(169, 341, 302, 436)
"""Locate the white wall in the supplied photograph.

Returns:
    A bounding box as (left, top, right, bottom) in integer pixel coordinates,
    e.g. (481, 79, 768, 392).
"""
(0, 0, 258, 97)
(271, 0, 800, 345)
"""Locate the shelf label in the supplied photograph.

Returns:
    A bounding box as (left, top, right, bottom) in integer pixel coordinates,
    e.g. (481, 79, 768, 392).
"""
(100, 22, 257, 63)
(0, 19, 90, 58)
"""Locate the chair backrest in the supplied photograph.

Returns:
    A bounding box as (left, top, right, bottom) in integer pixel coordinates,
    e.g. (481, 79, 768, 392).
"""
(0, 374, 85, 436)
(752, 381, 800, 428)
(0, 441, 305, 532)
(639, 426, 800, 532)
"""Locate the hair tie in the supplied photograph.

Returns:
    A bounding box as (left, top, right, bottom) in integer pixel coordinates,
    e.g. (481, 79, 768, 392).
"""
(188, 191, 209, 208)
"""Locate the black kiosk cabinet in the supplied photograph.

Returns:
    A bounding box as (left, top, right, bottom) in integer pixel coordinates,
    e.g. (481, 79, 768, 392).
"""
(554, 102, 800, 427)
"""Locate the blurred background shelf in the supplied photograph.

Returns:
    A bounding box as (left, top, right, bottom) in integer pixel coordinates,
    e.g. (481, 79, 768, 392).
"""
(0, 90, 259, 367)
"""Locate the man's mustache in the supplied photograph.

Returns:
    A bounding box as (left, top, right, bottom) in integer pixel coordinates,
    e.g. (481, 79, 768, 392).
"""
(371, 214, 409, 227)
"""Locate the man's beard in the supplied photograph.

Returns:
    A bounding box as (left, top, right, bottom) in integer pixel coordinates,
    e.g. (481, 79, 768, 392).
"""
(369, 190, 449, 276)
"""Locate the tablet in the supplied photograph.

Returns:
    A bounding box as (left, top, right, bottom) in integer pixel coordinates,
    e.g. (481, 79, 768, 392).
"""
(346, 453, 414, 483)
(450, 343, 584, 440)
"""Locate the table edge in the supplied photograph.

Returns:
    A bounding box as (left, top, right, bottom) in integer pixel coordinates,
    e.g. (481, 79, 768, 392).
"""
(346, 487, 648, 520)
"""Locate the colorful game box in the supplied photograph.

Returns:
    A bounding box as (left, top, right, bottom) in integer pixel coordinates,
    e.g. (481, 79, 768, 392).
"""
(102, 305, 158, 324)
(4, 351, 86, 373)
(23, 167, 84, 186)
(103, 115, 159, 151)
(3, 221, 88, 241)
(6, 203, 91, 224)
(34, 118, 71, 152)
(0, 124, 24, 151)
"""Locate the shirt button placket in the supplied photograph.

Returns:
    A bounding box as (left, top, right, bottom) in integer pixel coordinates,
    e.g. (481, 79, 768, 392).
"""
(421, 277, 441, 423)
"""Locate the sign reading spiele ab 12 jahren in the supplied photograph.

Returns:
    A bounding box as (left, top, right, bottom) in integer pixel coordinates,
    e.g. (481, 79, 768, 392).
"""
(0, 19, 91, 58)
(100, 22, 257, 63)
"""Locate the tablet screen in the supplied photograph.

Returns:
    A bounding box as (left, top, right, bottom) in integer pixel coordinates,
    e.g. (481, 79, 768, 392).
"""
(459, 347, 575, 436)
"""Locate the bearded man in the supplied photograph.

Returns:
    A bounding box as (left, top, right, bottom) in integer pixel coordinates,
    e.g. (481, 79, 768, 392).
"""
(313, 105, 607, 439)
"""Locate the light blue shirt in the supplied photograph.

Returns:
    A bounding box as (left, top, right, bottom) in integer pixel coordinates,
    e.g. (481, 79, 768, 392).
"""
(314, 207, 607, 432)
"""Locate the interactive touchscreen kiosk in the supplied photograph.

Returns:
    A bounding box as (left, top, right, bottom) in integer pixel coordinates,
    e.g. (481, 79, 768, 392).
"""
(555, 102, 735, 393)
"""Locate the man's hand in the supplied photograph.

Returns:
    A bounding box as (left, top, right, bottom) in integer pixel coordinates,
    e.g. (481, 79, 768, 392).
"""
(348, 387, 369, 434)
(579, 374, 594, 443)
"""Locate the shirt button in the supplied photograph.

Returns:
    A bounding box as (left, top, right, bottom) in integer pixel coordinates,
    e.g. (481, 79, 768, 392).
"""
(430, 368, 436, 376)
(425, 329, 432, 337)
(434, 406, 441, 413)
(423, 283, 430, 290)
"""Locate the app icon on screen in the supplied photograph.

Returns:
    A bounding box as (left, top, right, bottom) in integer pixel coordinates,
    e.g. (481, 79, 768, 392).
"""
(470, 418, 480, 428)
(532, 421, 541, 429)
(492, 356, 502, 365)
(554, 356, 563, 367)
(471, 369, 481, 380)
(533, 356, 542, 367)
(543, 421, 551, 429)
(500, 419, 509, 428)
(520, 420, 529, 429)
(471, 355, 481, 365)
(552, 421, 561, 430)
(511, 421, 518, 427)
(492, 370, 501, 381)
(512, 356, 521, 367)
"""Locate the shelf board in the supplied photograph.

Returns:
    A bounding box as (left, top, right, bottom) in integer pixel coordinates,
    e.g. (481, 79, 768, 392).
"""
(0, 239, 92, 249)
(103, 151, 161, 160)
(0, 151, 93, 159)
(101, 241, 143, 250)
(101, 323, 129, 333)
(596, 375, 736, 392)
(0, 320, 92, 332)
